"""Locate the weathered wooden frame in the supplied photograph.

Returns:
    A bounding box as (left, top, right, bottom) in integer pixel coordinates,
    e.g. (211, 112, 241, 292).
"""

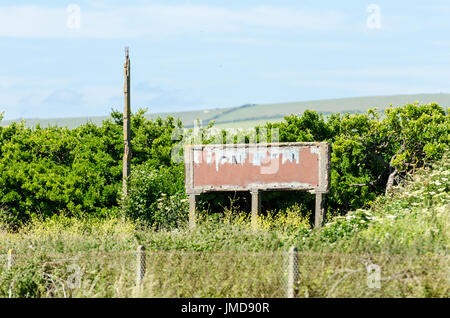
(184, 142, 331, 228)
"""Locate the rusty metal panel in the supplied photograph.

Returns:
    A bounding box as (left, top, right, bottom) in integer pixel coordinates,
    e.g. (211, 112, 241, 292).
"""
(184, 142, 330, 194)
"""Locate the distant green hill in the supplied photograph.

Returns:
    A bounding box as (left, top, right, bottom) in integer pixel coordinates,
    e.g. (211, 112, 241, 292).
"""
(2, 93, 450, 129)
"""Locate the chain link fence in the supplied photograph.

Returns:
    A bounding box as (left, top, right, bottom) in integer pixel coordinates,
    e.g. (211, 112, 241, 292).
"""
(1, 248, 448, 298)
(292, 251, 449, 298)
(140, 250, 287, 297)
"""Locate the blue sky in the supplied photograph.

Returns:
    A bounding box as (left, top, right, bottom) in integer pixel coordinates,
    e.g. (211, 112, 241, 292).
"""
(1, 0, 450, 119)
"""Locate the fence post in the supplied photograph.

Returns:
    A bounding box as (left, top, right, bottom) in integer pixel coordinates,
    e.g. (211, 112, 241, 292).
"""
(286, 246, 298, 298)
(136, 245, 146, 288)
(7, 249, 14, 270)
(7, 249, 14, 298)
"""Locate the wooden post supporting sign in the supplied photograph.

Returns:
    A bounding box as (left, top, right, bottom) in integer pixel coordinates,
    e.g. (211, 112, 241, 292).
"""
(251, 189, 261, 228)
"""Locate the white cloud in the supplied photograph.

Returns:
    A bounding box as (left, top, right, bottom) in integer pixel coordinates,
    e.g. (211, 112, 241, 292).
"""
(325, 66, 450, 78)
(43, 88, 83, 105)
(282, 65, 450, 94)
(0, 4, 347, 39)
(0, 76, 71, 89)
(0, 76, 27, 89)
(262, 66, 450, 81)
(431, 40, 450, 47)
(218, 37, 276, 46)
(292, 80, 446, 95)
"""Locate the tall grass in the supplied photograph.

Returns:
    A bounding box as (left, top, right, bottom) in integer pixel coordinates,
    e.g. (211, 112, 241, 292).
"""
(0, 154, 448, 297)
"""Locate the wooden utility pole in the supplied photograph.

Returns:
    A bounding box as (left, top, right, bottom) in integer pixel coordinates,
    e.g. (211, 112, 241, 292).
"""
(123, 47, 131, 198)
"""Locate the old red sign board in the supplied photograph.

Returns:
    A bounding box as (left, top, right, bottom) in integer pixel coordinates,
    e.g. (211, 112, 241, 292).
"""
(184, 142, 330, 194)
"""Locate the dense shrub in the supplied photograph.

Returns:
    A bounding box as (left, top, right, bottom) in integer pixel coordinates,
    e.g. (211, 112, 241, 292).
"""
(0, 109, 183, 228)
(0, 104, 448, 227)
(266, 104, 449, 214)
(123, 163, 187, 228)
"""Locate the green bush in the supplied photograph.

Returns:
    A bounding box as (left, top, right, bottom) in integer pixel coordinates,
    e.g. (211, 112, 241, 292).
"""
(123, 163, 187, 228)
(0, 109, 183, 227)
(267, 103, 449, 214)
(0, 103, 448, 228)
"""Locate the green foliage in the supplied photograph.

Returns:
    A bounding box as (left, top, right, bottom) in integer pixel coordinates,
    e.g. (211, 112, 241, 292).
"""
(0, 103, 448, 229)
(0, 109, 183, 227)
(268, 103, 449, 214)
(306, 152, 450, 255)
(123, 163, 187, 228)
(0, 256, 48, 297)
(2, 99, 449, 299)
(1, 154, 448, 255)
(0, 155, 448, 297)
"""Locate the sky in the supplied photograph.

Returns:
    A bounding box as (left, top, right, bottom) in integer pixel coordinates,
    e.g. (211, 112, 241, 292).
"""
(1, 0, 450, 120)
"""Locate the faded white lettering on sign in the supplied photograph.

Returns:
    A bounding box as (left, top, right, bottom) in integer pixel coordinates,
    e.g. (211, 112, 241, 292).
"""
(194, 147, 313, 171)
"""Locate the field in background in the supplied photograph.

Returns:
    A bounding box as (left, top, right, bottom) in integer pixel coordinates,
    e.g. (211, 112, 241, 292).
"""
(2, 93, 450, 129)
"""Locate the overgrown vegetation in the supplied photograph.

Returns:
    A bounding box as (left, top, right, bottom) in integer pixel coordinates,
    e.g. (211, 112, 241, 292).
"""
(0, 103, 448, 229)
(1, 152, 447, 255)
(0, 109, 184, 228)
(0, 153, 448, 297)
(0, 103, 448, 297)
(266, 103, 449, 214)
